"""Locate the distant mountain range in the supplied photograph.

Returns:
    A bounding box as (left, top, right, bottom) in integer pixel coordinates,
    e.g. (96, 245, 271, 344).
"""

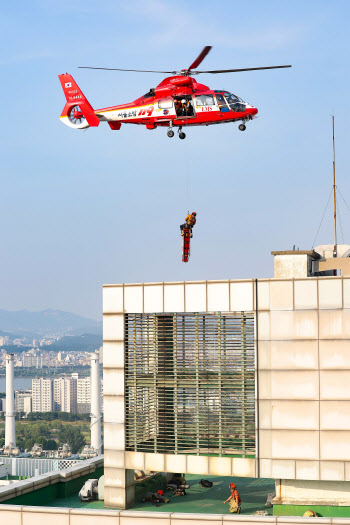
(0, 309, 102, 338)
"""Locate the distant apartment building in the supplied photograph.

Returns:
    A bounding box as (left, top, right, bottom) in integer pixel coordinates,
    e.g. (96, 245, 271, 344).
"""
(0, 336, 10, 346)
(22, 354, 43, 368)
(31, 372, 102, 414)
(77, 376, 103, 414)
(77, 377, 90, 414)
(32, 378, 53, 412)
(54, 377, 77, 413)
(15, 390, 32, 414)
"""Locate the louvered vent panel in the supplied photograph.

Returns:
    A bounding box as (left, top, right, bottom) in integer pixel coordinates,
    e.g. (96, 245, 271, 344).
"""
(125, 312, 255, 457)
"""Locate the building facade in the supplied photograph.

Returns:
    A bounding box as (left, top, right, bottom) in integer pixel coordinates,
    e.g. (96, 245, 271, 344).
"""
(53, 377, 77, 413)
(32, 378, 53, 412)
(77, 377, 90, 414)
(102, 251, 350, 510)
(22, 354, 43, 368)
(14, 390, 32, 414)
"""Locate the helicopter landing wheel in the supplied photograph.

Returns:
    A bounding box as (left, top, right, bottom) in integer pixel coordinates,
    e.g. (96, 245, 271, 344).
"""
(167, 130, 174, 138)
(238, 123, 246, 131)
(179, 132, 186, 140)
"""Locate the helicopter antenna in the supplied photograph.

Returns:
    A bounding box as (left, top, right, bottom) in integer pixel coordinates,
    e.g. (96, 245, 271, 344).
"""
(332, 115, 337, 257)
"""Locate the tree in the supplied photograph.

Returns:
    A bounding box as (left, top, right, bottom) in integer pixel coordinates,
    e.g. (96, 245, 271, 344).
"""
(45, 439, 58, 451)
(24, 437, 35, 450)
(58, 426, 85, 454)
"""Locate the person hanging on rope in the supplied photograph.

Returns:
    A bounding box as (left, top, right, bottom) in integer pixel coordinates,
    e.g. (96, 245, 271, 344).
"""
(180, 211, 197, 236)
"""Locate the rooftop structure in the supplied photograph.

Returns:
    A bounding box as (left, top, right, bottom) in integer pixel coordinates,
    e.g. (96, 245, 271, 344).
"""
(272, 244, 350, 278)
(102, 249, 350, 515)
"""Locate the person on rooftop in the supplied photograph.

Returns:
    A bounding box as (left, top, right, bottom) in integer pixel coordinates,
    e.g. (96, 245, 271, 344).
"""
(223, 482, 241, 514)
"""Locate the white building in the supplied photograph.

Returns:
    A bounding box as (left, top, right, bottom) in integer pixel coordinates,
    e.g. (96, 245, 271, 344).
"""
(77, 376, 103, 413)
(22, 354, 43, 368)
(32, 378, 53, 412)
(15, 390, 32, 414)
(53, 377, 77, 413)
(77, 377, 90, 414)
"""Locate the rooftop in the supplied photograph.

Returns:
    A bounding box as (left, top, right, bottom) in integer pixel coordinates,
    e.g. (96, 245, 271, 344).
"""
(30, 474, 275, 516)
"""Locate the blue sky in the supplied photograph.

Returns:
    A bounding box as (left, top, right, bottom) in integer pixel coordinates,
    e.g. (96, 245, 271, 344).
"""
(0, 1, 349, 319)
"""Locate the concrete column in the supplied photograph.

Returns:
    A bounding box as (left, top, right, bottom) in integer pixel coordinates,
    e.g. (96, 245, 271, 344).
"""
(103, 288, 135, 509)
(5, 354, 16, 449)
(91, 351, 102, 454)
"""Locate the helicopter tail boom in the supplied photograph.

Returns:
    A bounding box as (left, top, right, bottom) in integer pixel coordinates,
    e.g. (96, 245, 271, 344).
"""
(58, 73, 100, 129)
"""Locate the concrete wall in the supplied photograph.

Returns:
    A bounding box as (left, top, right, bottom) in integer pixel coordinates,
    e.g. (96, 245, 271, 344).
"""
(273, 254, 311, 279)
(258, 276, 350, 482)
(2, 507, 350, 525)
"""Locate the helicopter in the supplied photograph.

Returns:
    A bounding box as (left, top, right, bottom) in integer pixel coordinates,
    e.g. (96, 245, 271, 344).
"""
(59, 46, 291, 139)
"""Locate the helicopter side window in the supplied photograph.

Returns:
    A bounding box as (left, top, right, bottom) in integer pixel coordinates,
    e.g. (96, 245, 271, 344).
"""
(158, 99, 173, 109)
(215, 93, 229, 112)
(195, 95, 214, 106)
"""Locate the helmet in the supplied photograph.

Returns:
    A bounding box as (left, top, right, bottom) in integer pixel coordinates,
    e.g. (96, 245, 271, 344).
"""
(229, 483, 236, 490)
(181, 99, 186, 103)
(156, 490, 164, 496)
(192, 212, 197, 216)
(303, 510, 316, 517)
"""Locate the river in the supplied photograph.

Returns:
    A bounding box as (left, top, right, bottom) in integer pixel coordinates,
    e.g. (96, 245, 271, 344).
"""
(0, 377, 33, 392)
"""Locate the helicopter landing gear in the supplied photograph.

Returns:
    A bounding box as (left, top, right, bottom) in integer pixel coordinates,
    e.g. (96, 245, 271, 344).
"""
(167, 123, 174, 138)
(178, 127, 186, 139)
(238, 123, 246, 131)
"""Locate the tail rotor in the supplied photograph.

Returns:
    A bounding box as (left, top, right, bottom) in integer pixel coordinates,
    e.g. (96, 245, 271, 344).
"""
(69, 105, 86, 126)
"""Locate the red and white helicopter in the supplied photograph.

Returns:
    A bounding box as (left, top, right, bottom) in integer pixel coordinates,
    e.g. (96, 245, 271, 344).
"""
(59, 46, 291, 139)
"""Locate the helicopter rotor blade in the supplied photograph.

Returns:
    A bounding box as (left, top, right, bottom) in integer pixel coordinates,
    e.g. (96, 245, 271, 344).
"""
(193, 65, 292, 74)
(78, 67, 178, 73)
(187, 46, 212, 71)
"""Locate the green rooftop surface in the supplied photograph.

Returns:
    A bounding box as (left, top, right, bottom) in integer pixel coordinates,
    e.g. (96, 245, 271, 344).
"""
(49, 475, 275, 515)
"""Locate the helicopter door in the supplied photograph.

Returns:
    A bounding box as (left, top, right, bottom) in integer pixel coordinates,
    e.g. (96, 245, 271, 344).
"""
(215, 93, 229, 112)
(174, 97, 196, 118)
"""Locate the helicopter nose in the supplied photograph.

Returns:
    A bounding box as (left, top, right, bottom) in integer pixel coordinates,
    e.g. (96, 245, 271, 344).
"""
(246, 107, 258, 116)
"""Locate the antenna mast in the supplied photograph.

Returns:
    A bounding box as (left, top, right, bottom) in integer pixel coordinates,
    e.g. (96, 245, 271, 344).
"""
(332, 115, 337, 257)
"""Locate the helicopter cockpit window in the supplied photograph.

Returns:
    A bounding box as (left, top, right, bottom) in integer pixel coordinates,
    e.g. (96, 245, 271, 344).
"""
(224, 92, 246, 112)
(158, 99, 173, 109)
(215, 93, 229, 111)
(195, 95, 214, 106)
(224, 93, 239, 104)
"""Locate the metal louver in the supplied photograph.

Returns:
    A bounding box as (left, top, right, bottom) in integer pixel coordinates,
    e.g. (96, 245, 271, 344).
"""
(125, 312, 255, 457)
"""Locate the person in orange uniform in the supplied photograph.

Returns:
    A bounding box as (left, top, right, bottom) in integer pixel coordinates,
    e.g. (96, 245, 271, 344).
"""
(180, 212, 197, 236)
(223, 482, 241, 514)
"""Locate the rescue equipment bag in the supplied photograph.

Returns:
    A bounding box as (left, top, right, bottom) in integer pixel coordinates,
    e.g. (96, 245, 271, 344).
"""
(200, 479, 213, 488)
